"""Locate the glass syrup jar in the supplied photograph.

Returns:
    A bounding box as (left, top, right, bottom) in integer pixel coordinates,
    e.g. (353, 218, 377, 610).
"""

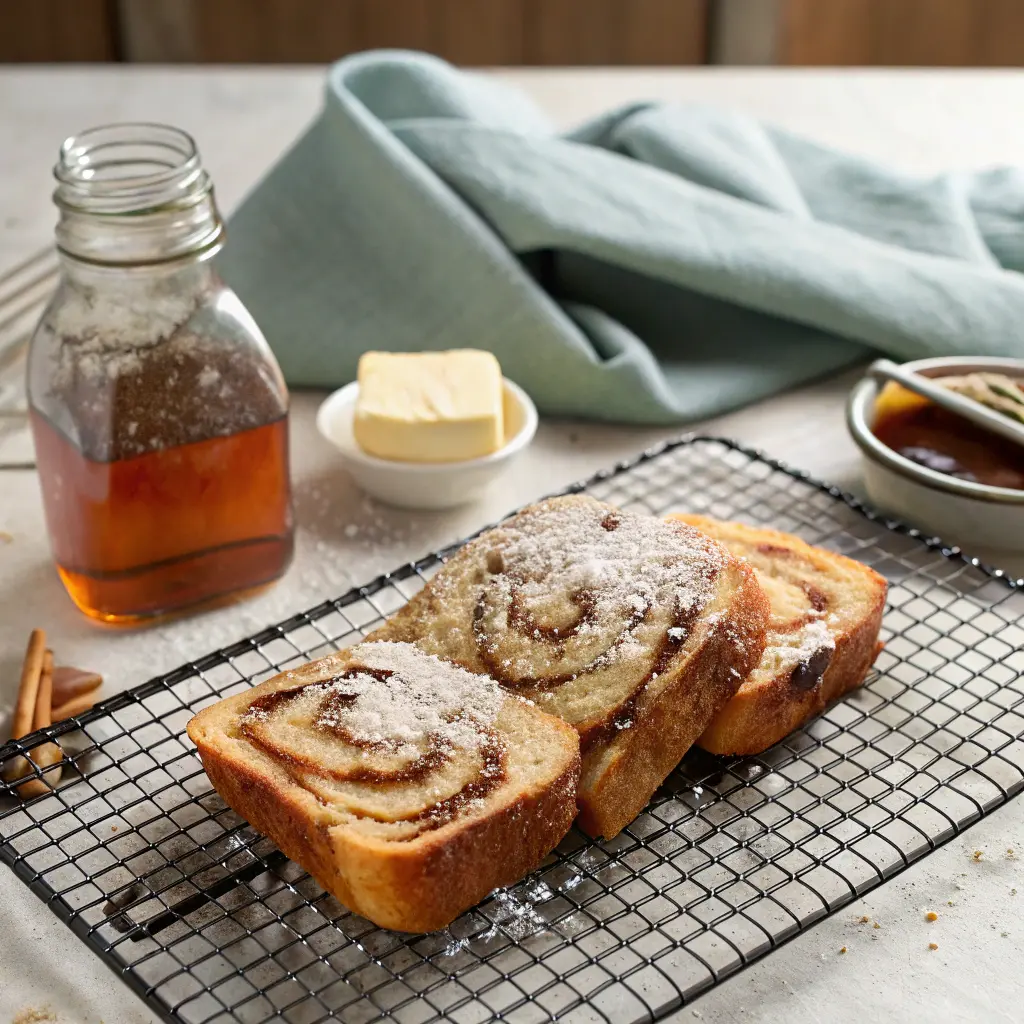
(28, 124, 294, 622)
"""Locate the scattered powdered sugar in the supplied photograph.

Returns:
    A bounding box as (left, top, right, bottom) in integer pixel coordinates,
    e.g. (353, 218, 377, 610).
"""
(476, 888, 546, 943)
(308, 641, 502, 752)
(479, 498, 723, 637)
(793, 619, 835, 657)
(763, 618, 836, 668)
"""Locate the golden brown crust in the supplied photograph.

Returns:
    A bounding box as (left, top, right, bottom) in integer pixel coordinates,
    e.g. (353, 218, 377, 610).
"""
(187, 649, 580, 933)
(575, 558, 769, 836)
(670, 514, 887, 757)
(370, 496, 770, 838)
(194, 727, 580, 932)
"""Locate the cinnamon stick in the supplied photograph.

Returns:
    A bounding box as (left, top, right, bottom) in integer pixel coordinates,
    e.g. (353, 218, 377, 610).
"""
(17, 649, 63, 799)
(34, 649, 54, 732)
(11, 629, 46, 739)
(3, 630, 47, 791)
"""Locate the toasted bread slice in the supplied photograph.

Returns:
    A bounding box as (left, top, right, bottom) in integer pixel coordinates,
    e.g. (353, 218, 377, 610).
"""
(669, 515, 887, 756)
(368, 496, 769, 838)
(187, 641, 580, 933)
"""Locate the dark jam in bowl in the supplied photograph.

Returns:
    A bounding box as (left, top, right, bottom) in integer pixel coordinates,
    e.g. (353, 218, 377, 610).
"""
(872, 400, 1024, 491)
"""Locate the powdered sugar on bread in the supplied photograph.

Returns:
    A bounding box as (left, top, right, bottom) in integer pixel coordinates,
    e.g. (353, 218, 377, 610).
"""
(761, 618, 836, 675)
(320, 641, 502, 751)
(242, 641, 503, 757)
(456, 499, 728, 682)
(488, 501, 723, 629)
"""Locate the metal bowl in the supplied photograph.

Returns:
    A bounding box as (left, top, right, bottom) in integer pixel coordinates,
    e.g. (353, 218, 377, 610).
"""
(846, 355, 1024, 551)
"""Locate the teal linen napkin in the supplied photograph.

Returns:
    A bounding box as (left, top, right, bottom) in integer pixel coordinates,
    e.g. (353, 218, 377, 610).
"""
(219, 50, 1024, 425)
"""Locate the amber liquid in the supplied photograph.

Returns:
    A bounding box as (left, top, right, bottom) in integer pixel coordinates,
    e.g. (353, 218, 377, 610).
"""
(873, 404, 1024, 490)
(31, 411, 294, 622)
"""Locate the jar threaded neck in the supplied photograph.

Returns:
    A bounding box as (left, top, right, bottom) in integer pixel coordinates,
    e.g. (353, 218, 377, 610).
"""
(53, 123, 223, 266)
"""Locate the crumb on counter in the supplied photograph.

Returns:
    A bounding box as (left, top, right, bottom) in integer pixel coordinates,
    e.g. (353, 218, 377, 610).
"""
(926, 911, 938, 922)
(873, 922, 881, 929)
(973, 850, 984, 860)
(839, 946, 847, 954)
(928, 942, 939, 951)
(13, 1009, 57, 1024)
(860, 915, 870, 923)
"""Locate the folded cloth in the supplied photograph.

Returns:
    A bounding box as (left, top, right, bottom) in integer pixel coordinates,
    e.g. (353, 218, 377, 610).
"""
(219, 50, 1024, 425)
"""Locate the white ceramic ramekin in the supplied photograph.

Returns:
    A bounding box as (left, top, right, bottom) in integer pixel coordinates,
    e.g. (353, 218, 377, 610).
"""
(846, 355, 1024, 551)
(316, 377, 538, 510)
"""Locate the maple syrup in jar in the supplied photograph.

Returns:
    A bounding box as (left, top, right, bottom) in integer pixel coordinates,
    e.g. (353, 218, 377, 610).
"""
(28, 124, 294, 622)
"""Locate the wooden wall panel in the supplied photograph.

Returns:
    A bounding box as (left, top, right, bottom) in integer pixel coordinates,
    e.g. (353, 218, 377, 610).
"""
(11, 0, 1024, 66)
(354, 0, 526, 65)
(779, 0, 1024, 66)
(615, 0, 710, 65)
(117, 0, 705, 65)
(0, 0, 117, 62)
(524, 0, 621, 65)
(188, 0, 358, 63)
(523, 0, 707, 66)
(120, 0, 528, 65)
(435, 0, 526, 65)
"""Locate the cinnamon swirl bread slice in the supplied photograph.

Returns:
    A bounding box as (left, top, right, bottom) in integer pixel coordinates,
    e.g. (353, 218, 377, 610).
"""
(187, 641, 580, 933)
(369, 496, 769, 838)
(669, 515, 887, 756)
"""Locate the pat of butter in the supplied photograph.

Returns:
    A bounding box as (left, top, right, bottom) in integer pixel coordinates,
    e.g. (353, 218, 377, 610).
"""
(353, 350, 505, 463)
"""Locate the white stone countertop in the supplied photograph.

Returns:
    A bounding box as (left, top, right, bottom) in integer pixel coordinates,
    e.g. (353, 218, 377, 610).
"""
(1, 66, 1024, 1024)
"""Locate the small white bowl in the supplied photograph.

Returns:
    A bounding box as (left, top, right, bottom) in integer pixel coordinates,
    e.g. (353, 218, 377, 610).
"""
(316, 377, 538, 510)
(847, 355, 1024, 551)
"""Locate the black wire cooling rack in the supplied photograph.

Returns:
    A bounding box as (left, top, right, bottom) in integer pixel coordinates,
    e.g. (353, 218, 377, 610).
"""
(3, 436, 1024, 1024)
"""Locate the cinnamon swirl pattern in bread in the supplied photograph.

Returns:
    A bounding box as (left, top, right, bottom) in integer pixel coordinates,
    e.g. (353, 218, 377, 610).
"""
(187, 641, 580, 932)
(670, 515, 887, 756)
(369, 496, 770, 838)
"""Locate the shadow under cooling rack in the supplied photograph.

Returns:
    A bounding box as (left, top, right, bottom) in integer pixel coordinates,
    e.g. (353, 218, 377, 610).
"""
(2, 437, 1024, 1024)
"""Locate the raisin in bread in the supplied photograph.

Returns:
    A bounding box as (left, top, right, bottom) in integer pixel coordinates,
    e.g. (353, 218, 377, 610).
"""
(669, 514, 887, 756)
(187, 641, 580, 933)
(368, 496, 769, 838)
